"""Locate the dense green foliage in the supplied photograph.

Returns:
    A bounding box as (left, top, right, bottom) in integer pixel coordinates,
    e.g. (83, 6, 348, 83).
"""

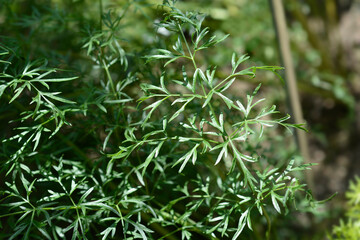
(0, 0, 320, 239)
(329, 177, 360, 240)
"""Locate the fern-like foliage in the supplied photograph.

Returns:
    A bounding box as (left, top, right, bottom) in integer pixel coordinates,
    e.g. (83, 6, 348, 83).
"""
(0, 1, 315, 239)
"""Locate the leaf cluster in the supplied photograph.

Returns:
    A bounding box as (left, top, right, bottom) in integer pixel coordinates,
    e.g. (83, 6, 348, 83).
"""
(328, 177, 360, 240)
(0, 1, 314, 239)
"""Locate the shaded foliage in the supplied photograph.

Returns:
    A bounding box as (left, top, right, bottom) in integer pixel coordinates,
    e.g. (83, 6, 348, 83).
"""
(0, 0, 327, 239)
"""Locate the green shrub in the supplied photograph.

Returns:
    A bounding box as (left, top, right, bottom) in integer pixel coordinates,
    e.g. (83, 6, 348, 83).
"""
(0, 1, 314, 239)
(328, 177, 360, 240)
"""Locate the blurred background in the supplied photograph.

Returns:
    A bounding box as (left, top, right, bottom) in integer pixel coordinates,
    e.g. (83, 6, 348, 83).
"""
(1, 0, 359, 238)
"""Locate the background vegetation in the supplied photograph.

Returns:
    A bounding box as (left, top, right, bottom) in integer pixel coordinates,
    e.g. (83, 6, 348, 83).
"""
(1, 0, 359, 239)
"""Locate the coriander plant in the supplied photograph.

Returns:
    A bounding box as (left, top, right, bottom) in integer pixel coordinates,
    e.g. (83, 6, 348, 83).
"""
(0, 1, 314, 239)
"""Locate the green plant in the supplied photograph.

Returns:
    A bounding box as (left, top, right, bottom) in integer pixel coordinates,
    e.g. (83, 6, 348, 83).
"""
(328, 177, 360, 240)
(0, 1, 315, 239)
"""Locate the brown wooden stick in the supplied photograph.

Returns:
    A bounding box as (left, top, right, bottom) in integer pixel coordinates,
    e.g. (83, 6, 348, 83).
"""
(269, 0, 314, 189)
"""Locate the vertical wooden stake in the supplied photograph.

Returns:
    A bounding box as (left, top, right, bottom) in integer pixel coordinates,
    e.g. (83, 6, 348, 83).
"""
(269, 0, 314, 189)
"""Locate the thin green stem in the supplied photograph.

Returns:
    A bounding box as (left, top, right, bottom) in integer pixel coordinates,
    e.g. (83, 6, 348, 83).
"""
(175, 24, 222, 136)
(141, 93, 205, 99)
(262, 186, 289, 200)
(213, 69, 255, 91)
(262, 206, 272, 240)
(140, 212, 179, 240)
(177, 23, 207, 96)
(156, 209, 219, 240)
(99, 0, 103, 30)
(199, 78, 207, 96)
(175, 21, 233, 186)
(229, 122, 245, 138)
(158, 227, 184, 240)
(102, 59, 117, 98)
(0, 210, 27, 218)
(177, 24, 197, 69)
(124, 136, 220, 146)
